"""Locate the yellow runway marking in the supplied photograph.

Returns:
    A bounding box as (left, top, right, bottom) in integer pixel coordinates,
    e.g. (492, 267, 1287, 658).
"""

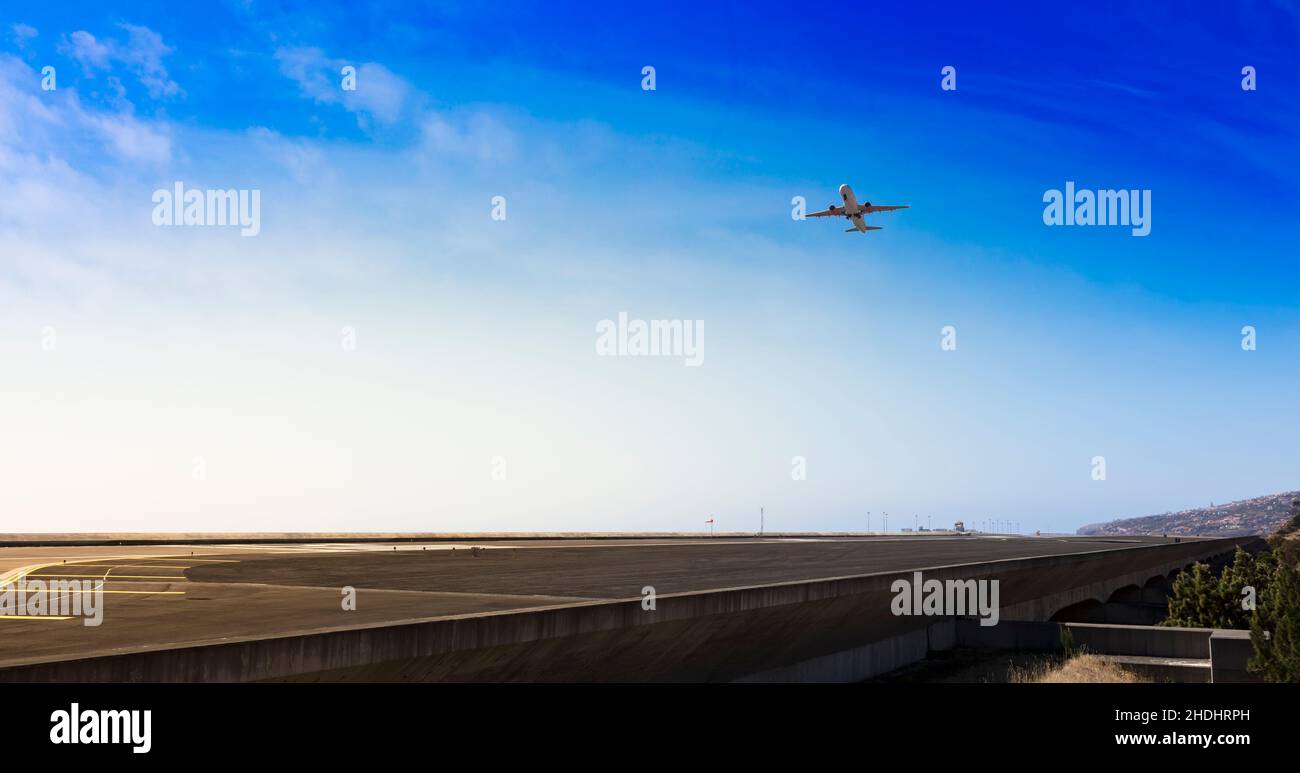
(15, 589, 185, 595)
(1, 552, 234, 588)
(46, 564, 192, 569)
(1, 564, 57, 588)
(0, 615, 74, 620)
(26, 574, 186, 580)
(140, 557, 240, 563)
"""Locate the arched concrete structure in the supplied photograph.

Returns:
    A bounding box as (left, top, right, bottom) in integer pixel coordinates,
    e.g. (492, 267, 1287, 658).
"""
(1141, 574, 1171, 606)
(1057, 578, 1169, 626)
(1051, 598, 1105, 623)
(1107, 584, 1143, 604)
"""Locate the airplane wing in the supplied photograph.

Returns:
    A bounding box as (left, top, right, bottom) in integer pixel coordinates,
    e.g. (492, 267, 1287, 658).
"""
(804, 208, 839, 218)
(860, 205, 909, 213)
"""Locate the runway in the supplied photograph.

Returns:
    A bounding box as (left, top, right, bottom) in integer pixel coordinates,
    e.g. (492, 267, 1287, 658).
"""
(0, 533, 1189, 670)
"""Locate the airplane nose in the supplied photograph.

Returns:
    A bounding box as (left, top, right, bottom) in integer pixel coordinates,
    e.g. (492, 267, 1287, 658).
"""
(838, 184, 850, 194)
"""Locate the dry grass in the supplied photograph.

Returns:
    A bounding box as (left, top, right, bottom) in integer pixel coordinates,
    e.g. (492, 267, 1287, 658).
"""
(1010, 654, 1149, 683)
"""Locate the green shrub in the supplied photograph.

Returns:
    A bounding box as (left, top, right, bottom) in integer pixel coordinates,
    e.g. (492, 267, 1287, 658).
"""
(1161, 544, 1300, 682)
(1249, 559, 1300, 682)
(1060, 624, 1076, 658)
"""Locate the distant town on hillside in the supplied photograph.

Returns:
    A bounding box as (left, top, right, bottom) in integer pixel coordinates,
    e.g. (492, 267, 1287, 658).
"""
(1077, 491, 1300, 537)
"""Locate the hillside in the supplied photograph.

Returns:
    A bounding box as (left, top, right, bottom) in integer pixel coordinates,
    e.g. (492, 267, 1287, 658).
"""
(1077, 491, 1300, 537)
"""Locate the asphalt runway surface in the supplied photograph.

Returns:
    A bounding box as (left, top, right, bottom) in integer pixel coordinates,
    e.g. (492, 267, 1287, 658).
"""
(0, 534, 1174, 668)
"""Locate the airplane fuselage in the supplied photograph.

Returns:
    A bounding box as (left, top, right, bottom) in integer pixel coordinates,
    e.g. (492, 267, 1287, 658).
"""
(827, 184, 878, 214)
(804, 183, 906, 233)
(819, 183, 899, 232)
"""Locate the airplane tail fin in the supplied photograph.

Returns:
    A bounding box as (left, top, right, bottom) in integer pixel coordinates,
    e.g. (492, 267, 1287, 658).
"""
(846, 226, 883, 232)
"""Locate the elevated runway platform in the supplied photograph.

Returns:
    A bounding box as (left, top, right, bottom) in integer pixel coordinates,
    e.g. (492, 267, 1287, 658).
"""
(0, 533, 1256, 682)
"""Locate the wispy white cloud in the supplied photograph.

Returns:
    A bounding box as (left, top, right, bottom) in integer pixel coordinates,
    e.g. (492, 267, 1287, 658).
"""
(62, 30, 111, 72)
(58, 23, 182, 99)
(246, 126, 334, 186)
(118, 23, 181, 99)
(418, 110, 517, 162)
(84, 109, 172, 162)
(274, 46, 414, 125)
(274, 44, 518, 162)
(10, 22, 38, 51)
(0, 54, 172, 178)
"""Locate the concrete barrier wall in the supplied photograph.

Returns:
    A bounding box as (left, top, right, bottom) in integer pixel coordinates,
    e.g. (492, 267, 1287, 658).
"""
(1209, 630, 1255, 683)
(956, 619, 1211, 659)
(0, 536, 1253, 683)
(1067, 623, 1211, 659)
(953, 619, 1258, 683)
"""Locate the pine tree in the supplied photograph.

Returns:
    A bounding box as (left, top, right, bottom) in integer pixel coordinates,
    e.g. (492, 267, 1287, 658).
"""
(1164, 549, 1273, 630)
(1217, 547, 1262, 629)
(1161, 542, 1299, 681)
(1249, 559, 1300, 682)
(1164, 562, 1225, 627)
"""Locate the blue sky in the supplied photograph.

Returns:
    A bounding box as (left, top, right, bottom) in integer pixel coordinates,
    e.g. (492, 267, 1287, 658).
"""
(0, 2, 1297, 534)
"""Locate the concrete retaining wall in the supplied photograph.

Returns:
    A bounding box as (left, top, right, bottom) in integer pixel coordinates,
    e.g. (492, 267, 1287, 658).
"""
(956, 619, 1212, 659)
(950, 619, 1258, 683)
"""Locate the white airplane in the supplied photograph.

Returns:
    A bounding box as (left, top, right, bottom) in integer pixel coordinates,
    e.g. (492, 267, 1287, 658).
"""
(805, 184, 908, 233)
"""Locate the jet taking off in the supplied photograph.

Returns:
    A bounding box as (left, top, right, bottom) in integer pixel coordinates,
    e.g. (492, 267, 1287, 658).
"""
(805, 184, 908, 233)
